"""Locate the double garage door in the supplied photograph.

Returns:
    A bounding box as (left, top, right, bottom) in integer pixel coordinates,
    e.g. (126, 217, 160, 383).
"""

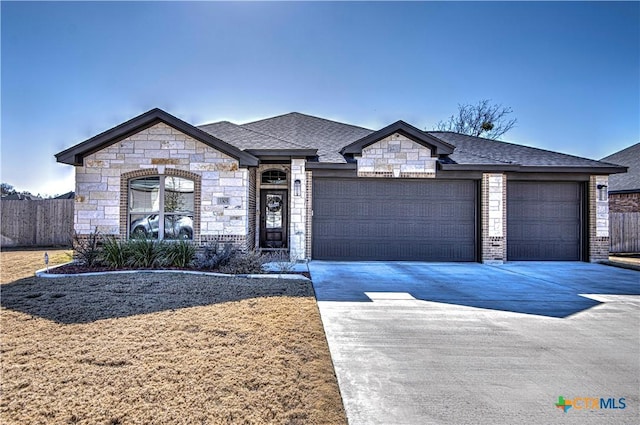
(312, 179, 583, 262)
(312, 179, 477, 261)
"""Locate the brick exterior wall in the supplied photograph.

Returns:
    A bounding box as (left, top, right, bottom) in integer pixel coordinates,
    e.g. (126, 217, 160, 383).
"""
(74, 122, 249, 248)
(609, 192, 640, 213)
(589, 175, 610, 262)
(356, 133, 436, 178)
(481, 173, 507, 263)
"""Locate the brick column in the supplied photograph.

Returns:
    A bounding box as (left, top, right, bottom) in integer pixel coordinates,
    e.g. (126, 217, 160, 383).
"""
(481, 173, 507, 264)
(589, 175, 610, 262)
(289, 159, 307, 260)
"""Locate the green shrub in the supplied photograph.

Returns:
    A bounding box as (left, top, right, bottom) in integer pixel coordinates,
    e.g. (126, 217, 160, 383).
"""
(163, 240, 196, 268)
(102, 237, 130, 269)
(71, 228, 103, 267)
(218, 250, 265, 275)
(128, 238, 166, 268)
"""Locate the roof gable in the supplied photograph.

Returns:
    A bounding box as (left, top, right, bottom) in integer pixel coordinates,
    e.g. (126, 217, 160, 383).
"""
(341, 121, 455, 157)
(56, 108, 258, 166)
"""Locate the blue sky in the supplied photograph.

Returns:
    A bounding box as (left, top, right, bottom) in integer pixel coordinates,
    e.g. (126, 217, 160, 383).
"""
(2, 1, 638, 196)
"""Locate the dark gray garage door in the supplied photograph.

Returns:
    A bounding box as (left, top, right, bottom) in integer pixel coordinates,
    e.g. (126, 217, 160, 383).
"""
(312, 179, 477, 261)
(507, 181, 582, 261)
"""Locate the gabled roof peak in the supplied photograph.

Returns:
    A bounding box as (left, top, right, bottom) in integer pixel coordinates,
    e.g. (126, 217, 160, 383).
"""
(242, 111, 374, 132)
(341, 120, 455, 157)
(56, 108, 258, 166)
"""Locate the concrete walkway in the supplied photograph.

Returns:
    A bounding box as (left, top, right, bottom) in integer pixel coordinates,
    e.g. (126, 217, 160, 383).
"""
(310, 261, 640, 425)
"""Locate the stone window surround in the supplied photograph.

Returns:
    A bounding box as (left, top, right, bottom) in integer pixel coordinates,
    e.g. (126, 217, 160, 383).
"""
(119, 168, 202, 241)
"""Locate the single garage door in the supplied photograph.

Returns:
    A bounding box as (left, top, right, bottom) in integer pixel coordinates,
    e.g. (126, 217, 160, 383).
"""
(507, 181, 582, 261)
(312, 179, 477, 261)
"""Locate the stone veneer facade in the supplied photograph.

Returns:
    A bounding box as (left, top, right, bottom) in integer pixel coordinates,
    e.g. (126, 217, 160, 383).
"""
(74, 122, 250, 247)
(289, 159, 307, 260)
(481, 173, 507, 264)
(589, 175, 610, 262)
(305, 171, 313, 259)
(356, 133, 436, 178)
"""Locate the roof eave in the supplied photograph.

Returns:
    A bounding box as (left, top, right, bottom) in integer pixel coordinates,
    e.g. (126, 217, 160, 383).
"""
(609, 188, 640, 194)
(305, 162, 357, 170)
(245, 149, 318, 158)
(439, 164, 628, 174)
(438, 163, 521, 171)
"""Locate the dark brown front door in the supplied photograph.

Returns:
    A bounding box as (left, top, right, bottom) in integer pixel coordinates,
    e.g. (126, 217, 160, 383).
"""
(260, 190, 288, 248)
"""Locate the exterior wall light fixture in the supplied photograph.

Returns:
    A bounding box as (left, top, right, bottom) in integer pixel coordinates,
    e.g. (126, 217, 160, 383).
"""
(596, 184, 608, 202)
(294, 179, 302, 197)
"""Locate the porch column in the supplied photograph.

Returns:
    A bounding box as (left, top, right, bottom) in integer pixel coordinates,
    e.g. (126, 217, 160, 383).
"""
(481, 173, 507, 264)
(289, 158, 307, 260)
(589, 175, 610, 262)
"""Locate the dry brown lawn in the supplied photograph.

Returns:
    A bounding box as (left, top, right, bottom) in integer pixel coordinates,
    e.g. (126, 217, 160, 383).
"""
(0, 250, 346, 425)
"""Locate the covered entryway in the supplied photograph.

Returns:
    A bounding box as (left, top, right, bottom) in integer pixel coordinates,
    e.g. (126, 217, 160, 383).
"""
(312, 179, 477, 261)
(507, 181, 583, 260)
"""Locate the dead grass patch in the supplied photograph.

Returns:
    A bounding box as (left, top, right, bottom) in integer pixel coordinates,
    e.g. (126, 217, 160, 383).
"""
(1, 249, 72, 284)
(1, 251, 346, 424)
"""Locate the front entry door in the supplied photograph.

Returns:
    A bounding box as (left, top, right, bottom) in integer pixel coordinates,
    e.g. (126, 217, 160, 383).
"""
(260, 190, 288, 248)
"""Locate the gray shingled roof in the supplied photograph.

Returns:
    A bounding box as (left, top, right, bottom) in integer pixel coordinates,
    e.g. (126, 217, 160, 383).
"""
(198, 121, 304, 151)
(429, 132, 619, 168)
(241, 112, 374, 163)
(601, 143, 640, 192)
(197, 111, 622, 171)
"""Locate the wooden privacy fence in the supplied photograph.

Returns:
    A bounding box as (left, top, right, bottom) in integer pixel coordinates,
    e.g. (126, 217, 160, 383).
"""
(1, 199, 74, 247)
(610, 212, 640, 253)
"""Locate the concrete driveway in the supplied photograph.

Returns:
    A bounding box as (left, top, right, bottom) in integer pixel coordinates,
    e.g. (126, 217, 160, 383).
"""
(309, 261, 640, 425)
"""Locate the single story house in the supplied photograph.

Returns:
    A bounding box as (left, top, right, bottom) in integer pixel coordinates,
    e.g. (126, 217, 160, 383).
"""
(56, 108, 626, 263)
(601, 143, 640, 253)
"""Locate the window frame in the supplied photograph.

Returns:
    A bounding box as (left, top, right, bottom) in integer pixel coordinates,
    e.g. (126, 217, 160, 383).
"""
(128, 175, 195, 240)
(261, 169, 288, 185)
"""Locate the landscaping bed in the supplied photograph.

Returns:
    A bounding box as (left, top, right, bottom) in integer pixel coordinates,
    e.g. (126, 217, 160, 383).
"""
(62, 233, 307, 277)
(0, 250, 346, 425)
(42, 262, 311, 279)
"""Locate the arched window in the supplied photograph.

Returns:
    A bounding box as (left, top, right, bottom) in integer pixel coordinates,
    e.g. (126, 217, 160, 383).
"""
(261, 170, 287, 185)
(128, 176, 194, 240)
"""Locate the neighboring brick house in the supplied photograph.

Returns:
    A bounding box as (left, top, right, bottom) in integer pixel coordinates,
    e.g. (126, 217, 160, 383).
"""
(601, 143, 640, 213)
(56, 108, 626, 263)
(601, 143, 639, 253)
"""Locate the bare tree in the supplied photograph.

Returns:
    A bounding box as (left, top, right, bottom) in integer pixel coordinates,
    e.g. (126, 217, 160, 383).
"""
(435, 99, 517, 139)
(1, 183, 16, 196)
